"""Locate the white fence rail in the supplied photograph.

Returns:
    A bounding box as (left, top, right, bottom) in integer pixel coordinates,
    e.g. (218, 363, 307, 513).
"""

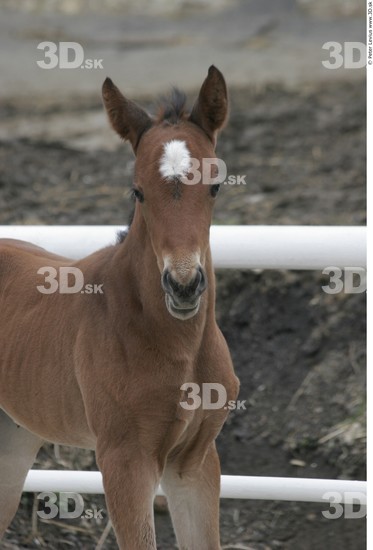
(23, 470, 366, 504)
(0, 225, 366, 270)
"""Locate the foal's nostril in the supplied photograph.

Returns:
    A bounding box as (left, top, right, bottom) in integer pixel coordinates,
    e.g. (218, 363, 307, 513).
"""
(196, 266, 207, 294)
(186, 267, 207, 298)
(189, 267, 206, 296)
(188, 269, 200, 293)
(162, 267, 207, 301)
(161, 269, 173, 293)
(167, 272, 180, 294)
(161, 269, 181, 294)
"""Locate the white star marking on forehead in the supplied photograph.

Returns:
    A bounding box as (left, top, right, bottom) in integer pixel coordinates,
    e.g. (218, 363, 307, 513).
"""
(159, 139, 191, 180)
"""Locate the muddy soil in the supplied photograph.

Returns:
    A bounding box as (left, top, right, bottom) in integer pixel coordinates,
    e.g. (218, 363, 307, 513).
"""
(0, 79, 366, 549)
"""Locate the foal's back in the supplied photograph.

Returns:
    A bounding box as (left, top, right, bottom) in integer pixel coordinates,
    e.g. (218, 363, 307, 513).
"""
(0, 238, 73, 276)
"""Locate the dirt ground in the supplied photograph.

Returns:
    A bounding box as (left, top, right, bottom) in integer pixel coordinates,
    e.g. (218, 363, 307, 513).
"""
(0, 79, 366, 549)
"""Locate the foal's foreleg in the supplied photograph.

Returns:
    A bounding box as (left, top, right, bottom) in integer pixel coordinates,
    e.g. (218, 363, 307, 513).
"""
(0, 409, 43, 537)
(161, 442, 221, 550)
(97, 444, 161, 550)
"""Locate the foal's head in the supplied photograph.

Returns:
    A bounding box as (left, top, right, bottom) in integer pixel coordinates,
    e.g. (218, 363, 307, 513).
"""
(102, 66, 228, 320)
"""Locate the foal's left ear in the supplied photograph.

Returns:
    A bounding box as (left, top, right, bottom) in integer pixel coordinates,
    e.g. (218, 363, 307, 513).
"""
(102, 78, 152, 152)
(189, 65, 228, 146)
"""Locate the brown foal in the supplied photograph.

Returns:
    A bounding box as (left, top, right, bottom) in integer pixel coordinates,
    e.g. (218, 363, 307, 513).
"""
(0, 66, 239, 549)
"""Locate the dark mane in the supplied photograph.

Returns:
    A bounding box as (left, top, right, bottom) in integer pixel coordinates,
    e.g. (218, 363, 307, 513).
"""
(116, 205, 135, 244)
(156, 87, 187, 124)
(116, 228, 128, 244)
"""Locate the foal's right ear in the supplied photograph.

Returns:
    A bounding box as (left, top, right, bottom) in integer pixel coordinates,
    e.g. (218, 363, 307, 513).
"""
(189, 65, 228, 146)
(102, 78, 152, 152)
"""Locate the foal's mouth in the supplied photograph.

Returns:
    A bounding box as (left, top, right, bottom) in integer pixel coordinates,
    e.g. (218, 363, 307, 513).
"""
(165, 294, 201, 320)
(161, 264, 207, 320)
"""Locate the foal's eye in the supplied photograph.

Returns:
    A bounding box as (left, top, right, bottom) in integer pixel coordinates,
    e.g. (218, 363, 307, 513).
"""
(210, 184, 220, 198)
(132, 188, 144, 203)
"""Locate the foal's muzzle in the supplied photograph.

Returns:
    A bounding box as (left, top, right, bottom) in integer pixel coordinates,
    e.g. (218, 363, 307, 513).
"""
(161, 266, 207, 320)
